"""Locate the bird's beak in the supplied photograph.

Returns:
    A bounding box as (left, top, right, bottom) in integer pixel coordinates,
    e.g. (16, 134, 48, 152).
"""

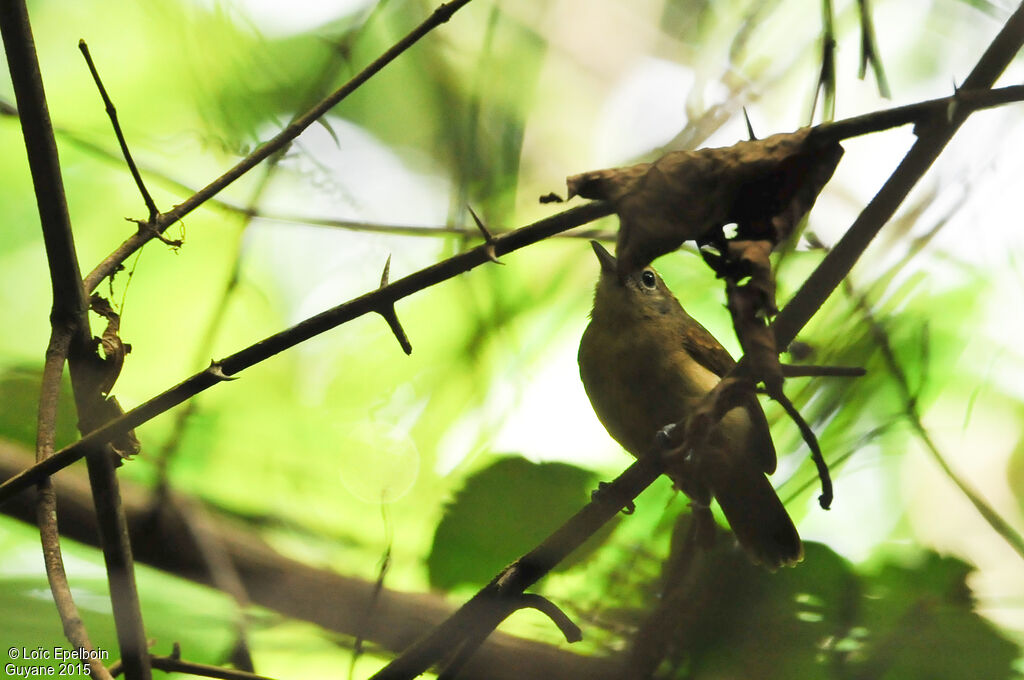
(590, 240, 618, 275)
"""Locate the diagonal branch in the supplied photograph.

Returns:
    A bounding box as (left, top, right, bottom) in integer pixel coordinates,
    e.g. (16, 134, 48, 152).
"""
(0, 201, 615, 504)
(370, 458, 663, 680)
(82, 0, 477, 293)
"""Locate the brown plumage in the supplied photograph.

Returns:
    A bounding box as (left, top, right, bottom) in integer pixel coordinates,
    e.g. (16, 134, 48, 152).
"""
(578, 241, 801, 569)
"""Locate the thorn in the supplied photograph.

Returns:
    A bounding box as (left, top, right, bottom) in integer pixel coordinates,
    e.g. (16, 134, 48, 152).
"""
(129, 217, 183, 248)
(742, 107, 757, 140)
(517, 594, 583, 643)
(379, 305, 413, 355)
(170, 642, 181, 660)
(207, 361, 237, 381)
(376, 256, 411, 354)
(380, 254, 392, 288)
(468, 205, 503, 264)
(947, 79, 961, 123)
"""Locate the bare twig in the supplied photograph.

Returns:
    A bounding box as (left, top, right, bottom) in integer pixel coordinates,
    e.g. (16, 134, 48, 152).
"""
(771, 388, 832, 508)
(78, 39, 158, 222)
(435, 593, 581, 679)
(810, 0, 837, 122)
(0, 202, 615, 504)
(83, 0, 478, 293)
(518, 594, 583, 644)
(811, 85, 1024, 144)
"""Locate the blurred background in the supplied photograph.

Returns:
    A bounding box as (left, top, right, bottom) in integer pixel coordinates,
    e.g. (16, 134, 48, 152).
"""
(2, 0, 1024, 677)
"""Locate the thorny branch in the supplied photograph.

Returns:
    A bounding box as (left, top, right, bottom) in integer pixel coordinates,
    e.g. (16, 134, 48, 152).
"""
(0, 201, 615, 504)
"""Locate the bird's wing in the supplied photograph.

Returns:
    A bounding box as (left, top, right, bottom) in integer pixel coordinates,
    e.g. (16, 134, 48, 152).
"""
(679, 313, 778, 474)
(678, 314, 736, 377)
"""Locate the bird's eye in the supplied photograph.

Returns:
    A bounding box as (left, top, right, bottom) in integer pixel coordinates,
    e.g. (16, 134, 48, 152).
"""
(641, 270, 656, 289)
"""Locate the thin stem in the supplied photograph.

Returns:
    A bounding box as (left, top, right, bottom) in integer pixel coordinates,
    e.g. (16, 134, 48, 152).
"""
(857, 0, 891, 98)
(83, 0, 478, 293)
(811, 85, 1024, 144)
(810, 0, 836, 122)
(35, 328, 113, 680)
(78, 39, 158, 221)
(847, 281, 1024, 561)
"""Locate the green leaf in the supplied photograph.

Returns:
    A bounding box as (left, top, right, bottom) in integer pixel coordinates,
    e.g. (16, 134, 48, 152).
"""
(427, 456, 607, 590)
(850, 553, 1020, 680)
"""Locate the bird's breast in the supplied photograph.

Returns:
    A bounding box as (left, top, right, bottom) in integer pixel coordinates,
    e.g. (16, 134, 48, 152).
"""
(579, 319, 748, 459)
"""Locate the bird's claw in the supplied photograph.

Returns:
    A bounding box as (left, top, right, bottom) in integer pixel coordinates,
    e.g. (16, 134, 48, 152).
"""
(655, 423, 678, 449)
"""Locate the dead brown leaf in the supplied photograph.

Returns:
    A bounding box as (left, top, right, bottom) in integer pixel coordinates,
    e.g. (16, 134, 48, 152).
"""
(567, 128, 843, 271)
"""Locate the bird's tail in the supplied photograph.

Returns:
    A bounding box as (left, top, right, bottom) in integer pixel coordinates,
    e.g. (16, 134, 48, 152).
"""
(705, 461, 803, 569)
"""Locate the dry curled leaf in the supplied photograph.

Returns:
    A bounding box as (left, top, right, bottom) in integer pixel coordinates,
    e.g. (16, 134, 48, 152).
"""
(77, 295, 140, 459)
(89, 294, 130, 396)
(567, 128, 843, 271)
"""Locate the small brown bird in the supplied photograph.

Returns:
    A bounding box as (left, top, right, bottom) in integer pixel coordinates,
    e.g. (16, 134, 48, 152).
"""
(578, 241, 802, 568)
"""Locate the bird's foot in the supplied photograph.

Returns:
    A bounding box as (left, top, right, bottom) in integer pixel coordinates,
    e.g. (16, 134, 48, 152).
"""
(656, 422, 678, 448)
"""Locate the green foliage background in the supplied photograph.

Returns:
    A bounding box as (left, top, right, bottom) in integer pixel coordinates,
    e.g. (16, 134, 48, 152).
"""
(2, 0, 1024, 677)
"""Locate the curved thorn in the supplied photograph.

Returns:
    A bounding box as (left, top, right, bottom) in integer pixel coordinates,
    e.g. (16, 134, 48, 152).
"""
(517, 594, 582, 643)
(379, 306, 412, 355)
(207, 361, 237, 382)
